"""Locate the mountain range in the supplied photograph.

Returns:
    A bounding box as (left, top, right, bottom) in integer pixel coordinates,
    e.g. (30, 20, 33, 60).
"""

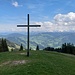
(0, 32, 75, 50)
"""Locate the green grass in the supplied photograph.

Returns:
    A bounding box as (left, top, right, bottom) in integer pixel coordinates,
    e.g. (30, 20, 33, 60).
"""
(0, 51, 75, 75)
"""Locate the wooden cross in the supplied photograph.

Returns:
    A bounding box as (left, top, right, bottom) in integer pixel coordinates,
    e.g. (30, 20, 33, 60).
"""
(17, 14, 41, 57)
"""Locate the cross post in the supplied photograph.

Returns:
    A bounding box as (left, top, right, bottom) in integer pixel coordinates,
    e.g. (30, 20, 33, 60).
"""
(17, 14, 41, 57)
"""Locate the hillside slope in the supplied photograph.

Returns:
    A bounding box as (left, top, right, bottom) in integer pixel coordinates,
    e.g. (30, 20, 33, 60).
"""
(0, 51, 75, 75)
(0, 38, 20, 51)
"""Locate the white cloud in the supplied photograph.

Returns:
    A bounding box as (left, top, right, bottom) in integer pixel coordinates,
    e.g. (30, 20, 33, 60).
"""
(33, 12, 75, 32)
(12, 1, 22, 7)
(1, 12, 75, 32)
(54, 12, 75, 25)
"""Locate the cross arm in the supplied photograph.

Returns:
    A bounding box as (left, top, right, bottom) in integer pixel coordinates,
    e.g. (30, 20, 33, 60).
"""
(17, 25, 41, 27)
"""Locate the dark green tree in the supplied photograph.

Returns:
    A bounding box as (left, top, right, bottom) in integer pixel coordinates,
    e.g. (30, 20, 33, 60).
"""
(61, 43, 75, 54)
(19, 44, 23, 51)
(30, 47, 32, 50)
(43, 47, 54, 51)
(1, 38, 4, 52)
(0, 38, 9, 52)
(62, 43, 67, 53)
(0, 44, 2, 52)
(3, 39, 9, 52)
(11, 48, 13, 51)
(36, 45, 39, 50)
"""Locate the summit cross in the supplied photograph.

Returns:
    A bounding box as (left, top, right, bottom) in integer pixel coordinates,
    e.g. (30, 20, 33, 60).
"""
(17, 14, 41, 57)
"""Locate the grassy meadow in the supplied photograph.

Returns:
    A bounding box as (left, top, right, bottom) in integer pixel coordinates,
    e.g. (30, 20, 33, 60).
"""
(0, 51, 75, 75)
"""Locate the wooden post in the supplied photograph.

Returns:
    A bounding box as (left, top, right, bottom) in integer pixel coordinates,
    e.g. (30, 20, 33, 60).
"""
(27, 14, 29, 57)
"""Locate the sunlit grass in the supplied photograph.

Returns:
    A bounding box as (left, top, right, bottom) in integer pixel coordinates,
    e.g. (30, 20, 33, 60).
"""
(0, 51, 75, 75)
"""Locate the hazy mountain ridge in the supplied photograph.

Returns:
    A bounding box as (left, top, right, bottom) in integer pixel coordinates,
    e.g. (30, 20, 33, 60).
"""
(0, 32, 75, 49)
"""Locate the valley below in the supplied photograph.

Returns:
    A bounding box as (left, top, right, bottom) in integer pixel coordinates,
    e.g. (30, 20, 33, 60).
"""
(0, 32, 75, 50)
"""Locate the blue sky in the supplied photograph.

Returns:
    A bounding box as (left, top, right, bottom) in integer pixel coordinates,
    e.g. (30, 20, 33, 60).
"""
(0, 0, 75, 32)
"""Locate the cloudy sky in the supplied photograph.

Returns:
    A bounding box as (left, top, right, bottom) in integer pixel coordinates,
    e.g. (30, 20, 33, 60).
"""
(0, 0, 75, 32)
